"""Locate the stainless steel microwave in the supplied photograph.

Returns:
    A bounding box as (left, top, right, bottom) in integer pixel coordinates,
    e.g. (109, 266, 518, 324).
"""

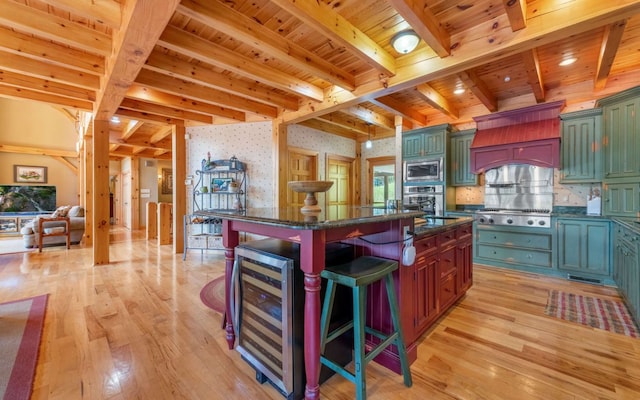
(404, 157, 443, 182)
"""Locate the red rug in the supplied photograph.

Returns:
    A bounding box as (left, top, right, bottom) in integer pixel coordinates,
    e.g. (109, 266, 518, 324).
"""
(545, 290, 639, 338)
(200, 276, 226, 314)
(0, 294, 48, 400)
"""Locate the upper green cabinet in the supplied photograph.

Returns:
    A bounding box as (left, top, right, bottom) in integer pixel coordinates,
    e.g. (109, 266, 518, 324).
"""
(596, 86, 640, 217)
(449, 129, 477, 186)
(402, 123, 453, 159)
(559, 109, 603, 183)
(597, 87, 640, 180)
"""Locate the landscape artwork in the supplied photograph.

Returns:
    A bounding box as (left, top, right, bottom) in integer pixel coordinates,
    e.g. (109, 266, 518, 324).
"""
(14, 165, 47, 183)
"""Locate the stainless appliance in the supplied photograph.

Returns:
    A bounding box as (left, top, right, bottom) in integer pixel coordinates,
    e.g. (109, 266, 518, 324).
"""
(475, 164, 553, 228)
(403, 184, 443, 215)
(231, 239, 353, 400)
(403, 157, 443, 182)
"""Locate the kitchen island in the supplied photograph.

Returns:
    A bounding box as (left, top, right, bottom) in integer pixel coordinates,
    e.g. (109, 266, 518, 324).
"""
(195, 206, 473, 399)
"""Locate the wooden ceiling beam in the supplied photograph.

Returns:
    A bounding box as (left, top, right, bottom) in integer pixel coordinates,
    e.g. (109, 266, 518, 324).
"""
(108, 132, 171, 151)
(386, 0, 451, 57)
(135, 69, 273, 119)
(370, 96, 428, 128)
(53, 156, 78, 174)
(158, 25, 324, 102)
(341, 106, 395, 131)
(318, 113, 370, 135)
(144, 52, 299, 111)
(120, 120, 145, 141)
(95, 0, 180, 120)
(0, 0, 111, 55)
(127, 83, 247, 123)
(595, 20, 628, 90)
(0, 143, 77, 158)
(522, 49, 545, 102)
(0, 50, 100, 90)
(119, 98, 214, 125)
(0, 69, 96, 102)
(457, 70, 498, 112)
(114, 108, 183, 126)
(0, 26, 105, 76)
(502, 0, 527, 31)
(416, 83, 459, 119)
(36, 0, 122, 29)
(177, 0, 356, 91)
(150, 126, 173, 144)
(0, 83, 92, 110)
(269, 0, 396, 77)
(297, 119, 358, 141)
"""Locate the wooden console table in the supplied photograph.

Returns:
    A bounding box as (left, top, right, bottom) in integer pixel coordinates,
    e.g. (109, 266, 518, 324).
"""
(38, 216, 70, 252)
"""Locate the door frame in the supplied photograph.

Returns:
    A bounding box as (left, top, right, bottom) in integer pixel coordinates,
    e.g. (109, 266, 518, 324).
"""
(366, 156, 396, 205)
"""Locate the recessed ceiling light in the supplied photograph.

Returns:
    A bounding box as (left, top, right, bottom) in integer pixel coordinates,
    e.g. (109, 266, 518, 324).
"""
(559, 57, 577, 66)
(504, 76, 511, 82)
(111, 116, 120, 123)
(454, 87, 465, 95)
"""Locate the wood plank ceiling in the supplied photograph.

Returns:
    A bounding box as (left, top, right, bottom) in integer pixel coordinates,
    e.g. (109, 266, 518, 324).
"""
(1, 0, 640, 160)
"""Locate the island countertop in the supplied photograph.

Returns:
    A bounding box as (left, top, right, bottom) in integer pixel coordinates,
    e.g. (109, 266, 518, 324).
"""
(194, 205, 424, 229)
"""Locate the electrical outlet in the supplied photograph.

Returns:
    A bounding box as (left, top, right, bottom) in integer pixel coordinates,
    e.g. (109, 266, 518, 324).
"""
(403, 226, 413, 246)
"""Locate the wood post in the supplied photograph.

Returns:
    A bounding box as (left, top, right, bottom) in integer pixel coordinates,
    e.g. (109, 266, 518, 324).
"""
(158, 202, 172, 245)
(147, 202, 158, 240)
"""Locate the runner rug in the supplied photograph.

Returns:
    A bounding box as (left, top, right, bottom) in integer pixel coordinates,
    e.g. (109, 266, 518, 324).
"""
(0, 294, 48, 400)
(545, 290, 639, 338)
(200, 276, 225, 314)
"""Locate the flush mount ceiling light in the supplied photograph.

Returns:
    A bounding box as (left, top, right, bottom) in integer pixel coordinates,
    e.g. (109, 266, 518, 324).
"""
(559, 57, 577, 66)
(391, 30, 420, 54)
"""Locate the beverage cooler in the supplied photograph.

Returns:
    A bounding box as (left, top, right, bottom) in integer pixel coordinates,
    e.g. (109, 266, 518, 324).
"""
(231, 239, 354, 400)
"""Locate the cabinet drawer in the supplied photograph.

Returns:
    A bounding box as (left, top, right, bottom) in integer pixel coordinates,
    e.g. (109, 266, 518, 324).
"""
(187, 234, 208, 248)
(439, 272, 459, 308)
(457, 223, 473, 239)
(477, 230, 551, 250)
(477, 244, 552, 268)
(415, 235, 437, 255)
(438, 229, 457, 248)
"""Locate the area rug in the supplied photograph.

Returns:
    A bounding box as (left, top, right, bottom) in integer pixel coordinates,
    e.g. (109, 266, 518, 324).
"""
(0, 294, 48, 400)
(200, 276, 226, 314)
(545, 290, 639, 338)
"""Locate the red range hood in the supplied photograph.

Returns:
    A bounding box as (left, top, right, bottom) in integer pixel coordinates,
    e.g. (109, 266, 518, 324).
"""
(470, 100, 566, 173)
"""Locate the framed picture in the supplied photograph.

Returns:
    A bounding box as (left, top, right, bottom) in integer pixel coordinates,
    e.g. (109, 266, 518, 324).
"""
(212, 178, 232, 191)
(161, 168, 173, 194)
(0, 217, 18, 233)
(14, 165, 47, 184)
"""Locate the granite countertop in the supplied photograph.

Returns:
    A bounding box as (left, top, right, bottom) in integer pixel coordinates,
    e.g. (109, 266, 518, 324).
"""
(412, 216, 474, 236)
(194, 205, 424, 230)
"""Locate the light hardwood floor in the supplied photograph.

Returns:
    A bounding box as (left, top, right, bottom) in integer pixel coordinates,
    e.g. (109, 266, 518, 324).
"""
(1, 229, 639, 400)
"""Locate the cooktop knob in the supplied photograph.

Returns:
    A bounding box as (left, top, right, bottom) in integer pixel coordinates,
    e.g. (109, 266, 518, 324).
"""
(506, 218, 513, 224)
(479, 217, 485, 223)
(538, 220, 546, 226)
(488, 218, 494, 224)
(527, 220, 534, 225)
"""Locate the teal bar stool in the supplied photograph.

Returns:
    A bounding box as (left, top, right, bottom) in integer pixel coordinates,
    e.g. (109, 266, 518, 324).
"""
(319, 256, 412, 400)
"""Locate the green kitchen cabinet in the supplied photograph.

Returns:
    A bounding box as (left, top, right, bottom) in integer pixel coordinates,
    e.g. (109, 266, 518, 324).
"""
(603, 182, 640, 217)
(597, 87, 640, 180)
(556, 218, 611, 280)
(449, 129, 478, 186)
(612, 220, 640, 325)
(402, 123, 453, 159)
(559, 109, 603, 183)
(474, 224, 554, 272)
